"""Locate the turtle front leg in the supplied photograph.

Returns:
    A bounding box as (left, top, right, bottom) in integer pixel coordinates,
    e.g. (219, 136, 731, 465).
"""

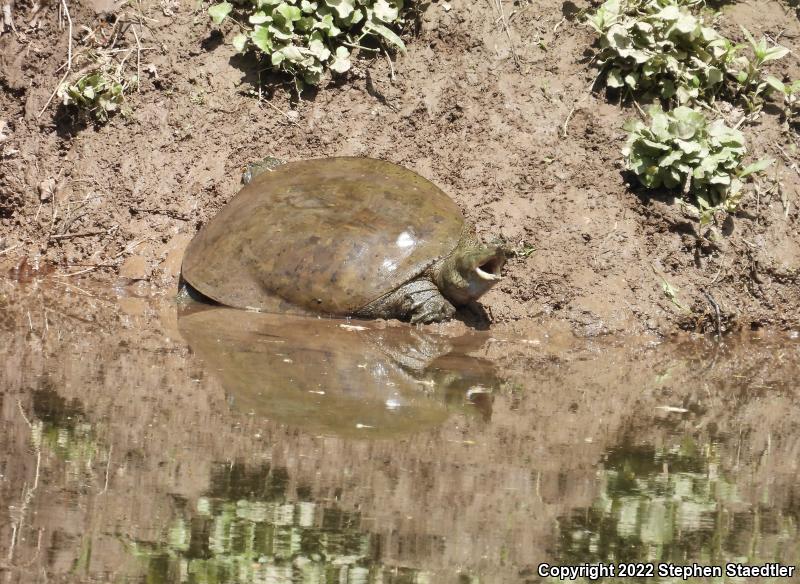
(357, 279, 456, 324)
(242, 156, 285, 184)
(410, 292, 456, 324)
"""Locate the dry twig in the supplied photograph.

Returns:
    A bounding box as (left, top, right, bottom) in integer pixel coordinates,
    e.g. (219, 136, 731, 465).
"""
(258, 95, 300, 126)
(132, 25, 142, 92)
(383, 48, 395, 81)
(492, 0, 520, 70)
(50, 229, 112, 241)
(57, 265, 102, 277)
(774, 144, 800, 178)
(113, 237, 149, 258)
(702, 289, 722, 340)
(37, 0, 73, 117)
(561, 68, 604, 138)
(0, 242, 22, 255)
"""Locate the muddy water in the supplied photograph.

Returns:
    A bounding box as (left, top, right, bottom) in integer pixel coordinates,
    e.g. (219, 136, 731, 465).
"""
(1, 283, 800, 584)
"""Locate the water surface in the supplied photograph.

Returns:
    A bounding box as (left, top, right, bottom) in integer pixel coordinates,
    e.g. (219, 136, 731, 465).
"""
(1, 282, 799, 583)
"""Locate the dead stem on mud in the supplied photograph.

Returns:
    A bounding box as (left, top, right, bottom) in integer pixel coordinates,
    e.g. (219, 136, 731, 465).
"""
(702, 289, 723, 340)
(383, 48, 395, 81)
(50, 228, 115, 240)
(561, 68, 603, 138)
(490, 0, 520, 70)
(259, 96, 300, 125)
(774, 144, 800, 179)
(35, 3, 156, 119)
(37, 0, 73, 118)
(114, 237, 151, 258)
(132, 25, 142, 91)
(0, 243, 22, 255)
(59, 265, 102, 277)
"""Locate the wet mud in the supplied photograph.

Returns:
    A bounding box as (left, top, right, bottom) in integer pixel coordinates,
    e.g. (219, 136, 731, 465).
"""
(1, 282, 799, 582)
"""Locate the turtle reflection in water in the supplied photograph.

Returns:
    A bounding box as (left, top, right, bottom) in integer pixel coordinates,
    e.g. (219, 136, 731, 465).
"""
(178, 307, 501, 437)
(180, 157, 507, 324)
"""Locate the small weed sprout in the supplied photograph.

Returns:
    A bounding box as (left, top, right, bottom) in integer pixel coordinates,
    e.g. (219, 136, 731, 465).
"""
(660, 277, 687, 311)
(208, 0, 415, 90)
(731, 27, 790, 112)
(623, 105, 772, 223)
(765, 76, 800, 129)
(57, 56, 136, 122)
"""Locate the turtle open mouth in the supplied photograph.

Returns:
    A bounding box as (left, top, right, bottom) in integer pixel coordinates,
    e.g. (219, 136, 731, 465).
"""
(475, 255, 505, 281)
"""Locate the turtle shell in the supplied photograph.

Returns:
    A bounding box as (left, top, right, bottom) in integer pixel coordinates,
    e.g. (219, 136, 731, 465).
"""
(181, 157, 465, 315)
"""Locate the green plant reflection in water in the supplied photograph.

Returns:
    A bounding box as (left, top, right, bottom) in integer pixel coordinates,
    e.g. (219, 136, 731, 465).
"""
(555, 438, 799, 578)
(32, 385, 100, 477)
(132, 462, 434, 583)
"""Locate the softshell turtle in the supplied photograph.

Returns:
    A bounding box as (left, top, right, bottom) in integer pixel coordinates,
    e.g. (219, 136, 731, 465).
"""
(181, 157, 506, 324)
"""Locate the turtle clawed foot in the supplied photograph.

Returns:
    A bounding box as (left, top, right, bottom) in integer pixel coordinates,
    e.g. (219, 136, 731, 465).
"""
(410, 298, 456, 325)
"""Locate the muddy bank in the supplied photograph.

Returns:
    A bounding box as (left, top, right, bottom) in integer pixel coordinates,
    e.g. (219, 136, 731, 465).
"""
(2, 0, 800, 336)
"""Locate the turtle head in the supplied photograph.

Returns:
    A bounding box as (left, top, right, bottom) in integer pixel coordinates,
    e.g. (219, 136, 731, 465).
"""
(434, 242, 507, 307)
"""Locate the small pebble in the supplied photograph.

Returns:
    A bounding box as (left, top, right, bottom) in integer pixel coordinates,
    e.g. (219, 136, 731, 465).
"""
(38, 178, 56, 202)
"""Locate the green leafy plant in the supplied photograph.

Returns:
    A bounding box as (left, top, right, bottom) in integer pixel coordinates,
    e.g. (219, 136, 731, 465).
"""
(623, 105, 772, 223)
(208, 0, 413, 90)
(730, 27, 790, 112)
(660, 277, 687, 311)
(587, 0, 786, 226)
(587, 1, 789, 111)
(57, 67, 133, 122)
(766, 76, 800, 128)
(587, 0, 736, 104)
